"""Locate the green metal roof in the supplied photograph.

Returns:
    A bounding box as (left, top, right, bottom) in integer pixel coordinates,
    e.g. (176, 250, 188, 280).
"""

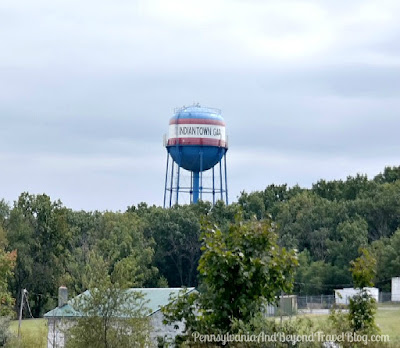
(44, 287, 195, 319)
(44, 303, 81, 318)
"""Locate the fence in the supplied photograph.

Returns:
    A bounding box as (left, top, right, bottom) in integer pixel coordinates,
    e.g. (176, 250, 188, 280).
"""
(298, 295, 335, 310)
(379, 292, 392, 303)
(297, 292, 392, 310)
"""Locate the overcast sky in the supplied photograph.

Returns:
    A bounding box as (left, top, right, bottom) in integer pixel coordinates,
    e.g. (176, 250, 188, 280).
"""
(1, 0, 399, 211)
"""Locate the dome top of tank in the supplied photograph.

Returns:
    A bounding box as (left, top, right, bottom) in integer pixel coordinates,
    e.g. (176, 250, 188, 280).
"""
(170, 104, 224, 123)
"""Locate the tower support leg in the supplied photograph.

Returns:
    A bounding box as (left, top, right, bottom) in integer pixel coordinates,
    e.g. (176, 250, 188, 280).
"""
(219, 158, 223, 201)
(224, 152, 229, 205)
(193, 172, 200, 203)
(169, 161, 174, 207)
(199, 152, 203, 201)
(212, 167, 215, 205)
(176, 166, 180, 205)
(163, 154, 170, 208)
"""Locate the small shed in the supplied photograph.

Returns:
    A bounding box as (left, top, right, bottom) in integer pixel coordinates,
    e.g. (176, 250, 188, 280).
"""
(44, 287, 195, 348)
(265, 295, 298, 317)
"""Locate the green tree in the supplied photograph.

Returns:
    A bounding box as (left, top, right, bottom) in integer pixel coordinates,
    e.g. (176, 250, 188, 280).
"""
(312, 174, 375, 201)
(328, 249, 380, 347)
(66, 254, 151, 348)
(276, 191, 347, 251)
(295, 250, 351, 295)
(370, 228, 400, 291)
(238, 184, 304, 221)
(7, 193, 71, 316)
(93, 212, 158, 287)
(238, 191, 266, 220)
(60, 210, 104, 296)
(61, 210, 159, 295)
(139, 205, 203, 287)
(209, 200, 240, 227)
(164, 217, 298, 336)
(352, 181, 400, 239)
(374, 165, 400, 184)
(348, 248, 378, 333)
(326, 217, 368, 268)
(0, 200, 9, 250)
(0, 249, 17, 316)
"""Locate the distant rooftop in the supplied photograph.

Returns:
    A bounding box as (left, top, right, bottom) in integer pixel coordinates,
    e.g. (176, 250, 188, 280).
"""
(44, 287, 195, 318)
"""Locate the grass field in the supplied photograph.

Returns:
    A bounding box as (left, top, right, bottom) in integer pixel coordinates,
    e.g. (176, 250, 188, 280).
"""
(6, 305, 400, 347)
(8, 319, 47, 348)
(300, 305, 400, 345)
(376, 306, 400, 343)
(9, 318, 47, 334)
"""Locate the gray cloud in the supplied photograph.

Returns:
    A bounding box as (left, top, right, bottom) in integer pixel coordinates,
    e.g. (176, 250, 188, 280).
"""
(0, 0, 399, 210)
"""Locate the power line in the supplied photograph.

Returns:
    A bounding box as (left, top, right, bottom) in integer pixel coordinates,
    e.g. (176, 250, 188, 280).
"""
(294, 276, 395, 289)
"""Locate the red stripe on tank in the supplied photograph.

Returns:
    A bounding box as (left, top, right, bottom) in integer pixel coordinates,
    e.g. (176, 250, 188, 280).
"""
(167, 138, 227, 148)
(169, 118, 225, 126)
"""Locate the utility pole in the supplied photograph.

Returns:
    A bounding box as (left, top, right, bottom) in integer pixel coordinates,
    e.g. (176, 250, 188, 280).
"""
(18, 289, 27, 338)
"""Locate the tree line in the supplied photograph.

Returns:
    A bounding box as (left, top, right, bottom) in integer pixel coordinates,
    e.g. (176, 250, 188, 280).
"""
(0, 166, 399, 317)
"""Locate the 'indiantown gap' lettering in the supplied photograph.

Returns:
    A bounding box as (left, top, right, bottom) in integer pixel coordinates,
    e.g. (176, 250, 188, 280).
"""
(178, 126, 221, 136)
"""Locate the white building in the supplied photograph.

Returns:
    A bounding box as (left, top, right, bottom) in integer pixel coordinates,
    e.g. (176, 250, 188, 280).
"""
(392, 277, 400, 302)
(44, 286, 195, 348)
(334, 287, 379, 305)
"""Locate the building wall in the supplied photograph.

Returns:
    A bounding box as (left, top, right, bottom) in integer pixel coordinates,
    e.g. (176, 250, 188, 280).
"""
(335, 287, 379, 305)
(46, 313, 185, 348)
(150, 310, 186, 345)
(264, 296, 298, 317)
(392, 277, 400, 302)
(46, 319, 74, 348)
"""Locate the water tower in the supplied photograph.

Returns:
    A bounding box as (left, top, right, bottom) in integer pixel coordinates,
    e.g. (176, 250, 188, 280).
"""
(163, 104, 228, 207)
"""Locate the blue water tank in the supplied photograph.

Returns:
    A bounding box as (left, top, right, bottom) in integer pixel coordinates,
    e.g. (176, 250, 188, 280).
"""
(166, 105, 228, 172)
